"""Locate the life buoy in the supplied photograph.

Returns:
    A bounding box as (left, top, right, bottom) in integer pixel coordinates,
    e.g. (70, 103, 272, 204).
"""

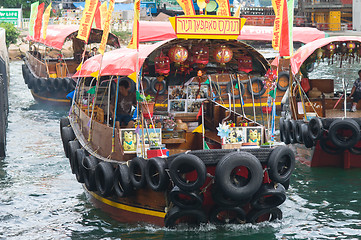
(82, 156, 98, 191)
(150, 79, 166, 95)
(288, 119, 297, 144)
(169, 186, 203, 209)
(267, 146, 295, 183)
(277, 72, 289, 91)
(141, 76, 151, 93)
(247, 77, 266, 98)
(308, 117, 323, 141)
(246, 207, 282, 224)
(75, 149, 85, 183)
(95, 161, 115, 197)
(68, 140, 80, 174)
(295, 121, 304, 144)
(282, 119, 291, 144)
(301, 124, 314, 148)
(319, 133, 343, 155)
(250, 183, 286, 209)
(210, 206, 246, 224)
(226, 80, 244, 99)
(164, 206, 207, 228)
(129, 157, 147, 189)
(279, 117, 285, 142)
(145, 157, 169, 191)
(215, 152, 263, 201)
(61, 126, 75, 158)
(169, 153, 206, 191)
(329, 119, 360, 149)
(114, 164, 132, 198)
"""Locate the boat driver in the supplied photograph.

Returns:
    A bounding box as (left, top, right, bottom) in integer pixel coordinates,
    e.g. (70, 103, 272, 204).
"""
(110, 78, 136, 128)
(349, 70, 361, 112)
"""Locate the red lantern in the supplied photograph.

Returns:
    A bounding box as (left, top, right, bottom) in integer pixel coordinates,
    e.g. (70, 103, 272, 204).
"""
(214, 45, 233, 65)
(327, 43, 335, 52)
(238, 55, 253, 73)
(155, 51, 170, 76)
(192, 46, 209, 65)
(168, 45, 188, 64)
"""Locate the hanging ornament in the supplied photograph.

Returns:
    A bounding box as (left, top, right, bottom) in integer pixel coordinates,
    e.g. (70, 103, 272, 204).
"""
(263, 69, 277, 90)
(155, 51, 170, 76)
(179, 60, 191, 74)
(214, 45, 233, 66)
(168, 45, 188, 66)
(192, 46, 209, 68)
(347, 41, 356, 53)
(237, 54, 253, 73)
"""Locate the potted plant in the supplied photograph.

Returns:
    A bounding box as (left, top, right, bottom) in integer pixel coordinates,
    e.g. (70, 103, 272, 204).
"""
(139, 94, 155, 118)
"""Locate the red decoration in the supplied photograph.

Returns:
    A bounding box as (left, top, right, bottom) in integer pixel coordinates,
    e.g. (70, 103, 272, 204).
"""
(238, 55, 253, 73)
(192, 46, 209, 65)
(155, 51, 170, 76)
(168, 45, 188, 64)
(214, 45, 233, 65)
(327, 43, 335, 51)
(347, 42, 356, 49)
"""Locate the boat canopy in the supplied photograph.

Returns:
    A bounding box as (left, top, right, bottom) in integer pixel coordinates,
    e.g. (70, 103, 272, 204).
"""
(73, 38, 270, 78)
(26, 25, 121, 50)
(139, 21, 326, 44)
(290, 36, 361, 75)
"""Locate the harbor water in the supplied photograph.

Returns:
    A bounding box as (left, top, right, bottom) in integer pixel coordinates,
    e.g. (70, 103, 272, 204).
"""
(1, 61, 361, 239)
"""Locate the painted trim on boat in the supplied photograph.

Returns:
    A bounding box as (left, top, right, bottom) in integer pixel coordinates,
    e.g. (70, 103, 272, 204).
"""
(31, 90, 70, 103)
(155, 102, 281, 108)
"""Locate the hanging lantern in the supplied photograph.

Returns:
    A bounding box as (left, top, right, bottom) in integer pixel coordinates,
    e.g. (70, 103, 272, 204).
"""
(179, 60, 191, 74)
(214, 45, 233, 65)
(237, 54, 253, 73)
(168, 45, 188, 65)
(192, 46, 209, 67)
(327, 43, 335, 52)
(155, 51, 170, 76)
(347, 41, 356, 53)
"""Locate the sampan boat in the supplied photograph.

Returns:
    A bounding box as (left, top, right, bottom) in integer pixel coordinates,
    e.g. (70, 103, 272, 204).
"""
(61, 24, 295, 227)
(279, 36, 361, 168)
(22, 25, 120, 104)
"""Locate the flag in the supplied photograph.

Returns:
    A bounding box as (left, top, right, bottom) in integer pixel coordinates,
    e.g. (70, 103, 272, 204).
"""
(128, 72, 137, 83)
(98, 0, 115, 55)
(76, 63, 82, 71)
(176, 0, 195, 15)
(215, 0, 231, 16)
(234, 4, 241, 17)
(204, 141, 210, 150)
(99, 2, 108, 29)
(192, 124, 204, 133)
(87, 86, 96, 94)
(77, 0, 98, 43)
(196, 106, 202, 119)
(128, 0, 140, 49)
(279, 0, 294, 57)
(90, 70, 99, 78)
(29, 1, 39, 37)
(93, 1, 102, 29)
(272, 0, 282, 51)
(269, 89, 276, 99)
(34, 3, 45, 40)
(42, 3, 52, 40)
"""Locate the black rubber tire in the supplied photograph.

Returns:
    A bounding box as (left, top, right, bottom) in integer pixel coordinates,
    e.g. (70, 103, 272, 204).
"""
(247, 77, 266, 98)
(267, 146, 295, 183)
(308, 117, 323, 141)
(250, 183, 286, 209)
(68, 140, 80, 174)
(60, 117, 70, 131)
(129, 157, 147, 189)
(282, 119, 291, 144)
(169, 153, 207, 191)
(277, 71, 289, 91)
(22, 64, 29, 84)
(226, 80, 244, 99)
(68, 78, 76, 91)
(46, 78, 55, 92)
(350, 144, 361, 155)
(82, 156, 98, 191)
(141, 76, 151, 93)
(52, 78, 61, 91)
(36, 77, 47, 92)
(169, 186, 203, 209)
(150, 79, 166, 95)
(27, 73, 36, 89)
(61, 126, 75, 158)
(114, 164, 133, 198)
(279, 117, 285, 142)
(215, 152, 263, 201)
(95, 161, 115, 197)
(246, 207, 282, 224)
(164, 206, 207, 228)
(75, 149, 85, 183)
(280, 179, 290, 190)
(295, 121, 304, 144)
(328, 119, 360, 149)
(61, 78, 70, 92)
(288, 119, 297, 144)
(319, 133, 343, 155)
(301, 124, 314, 148)
(212, 185, 251, 207)
(145, 157, 169, 191)
(210, 206, 246, 224)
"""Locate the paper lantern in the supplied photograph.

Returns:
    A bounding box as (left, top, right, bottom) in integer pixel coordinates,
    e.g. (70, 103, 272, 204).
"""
(168, 45, 188, 64)
(155, 51, 170, 76)
(214, 45, 233, 65)
(238, 55, 253, 73)
(192, 46, 209, 66)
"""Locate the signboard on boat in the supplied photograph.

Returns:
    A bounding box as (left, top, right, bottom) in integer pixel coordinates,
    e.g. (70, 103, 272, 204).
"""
(0, 8, 22, 27)
(169, 15, 246, 40)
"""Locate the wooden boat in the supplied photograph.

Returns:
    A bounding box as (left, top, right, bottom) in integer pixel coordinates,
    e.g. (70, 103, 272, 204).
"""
(22, 25, 120, 105)
(0, 28, 9, 158)
(279, 36, 361, 168)
(61, 31, 296, 227)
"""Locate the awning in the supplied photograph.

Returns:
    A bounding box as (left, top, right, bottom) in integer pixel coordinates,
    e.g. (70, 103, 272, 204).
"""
(290, 36, 361, 75)
(73, 2, 134, 11)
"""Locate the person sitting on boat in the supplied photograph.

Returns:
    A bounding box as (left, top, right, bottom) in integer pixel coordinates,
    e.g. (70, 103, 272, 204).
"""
(90, 47, 98, 57)
(110, 78, 136, 129)
(349, 70, 361, 112)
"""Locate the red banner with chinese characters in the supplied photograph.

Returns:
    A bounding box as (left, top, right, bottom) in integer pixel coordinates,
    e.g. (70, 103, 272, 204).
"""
(272, 0, 282, 50)
(77, 0, 98, 43)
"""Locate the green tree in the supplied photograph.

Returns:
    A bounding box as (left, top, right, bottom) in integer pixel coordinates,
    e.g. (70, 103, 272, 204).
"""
(0, 22, 20, 47)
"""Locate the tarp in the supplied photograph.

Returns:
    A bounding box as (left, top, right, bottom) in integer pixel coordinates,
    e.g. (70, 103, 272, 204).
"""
(290, 36, 361, 75)
(26, 25, 120, 50)
(73, 2, 134, 11)
(139, 21, 326, 44)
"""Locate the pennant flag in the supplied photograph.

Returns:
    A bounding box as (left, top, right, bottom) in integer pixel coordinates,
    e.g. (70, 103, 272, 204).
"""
(76, 63, 82, 71)
(128, 0, 140, 49)
(192, 124, 204, 133)
(99, 2, 108, 29)
(269, 89, 276, 99)
(42, 3, 52, 40)
(176, 0, 196, 15)
(98, 0, 115, 55)
(34, 3, 45, 40)
(128, 72, 137, 83)
(77, 0, 98, 43)
(136, 90, 142, 101)
(90, 70, 99, 78)
(93, 1, 102, 29)
(87, 86, 96, 94)
(29, 1, 39, 37)
(215, 0, 231, 16)
(196, 106, 202, 119)
(204, 141, 210, 150)
(234, 4, 241, 17)
(279, 0, 294, 57)
(204, 79, 209, 84)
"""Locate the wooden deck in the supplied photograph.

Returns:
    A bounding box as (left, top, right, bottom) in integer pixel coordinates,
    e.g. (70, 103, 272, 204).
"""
(325, 109, 361, 118)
